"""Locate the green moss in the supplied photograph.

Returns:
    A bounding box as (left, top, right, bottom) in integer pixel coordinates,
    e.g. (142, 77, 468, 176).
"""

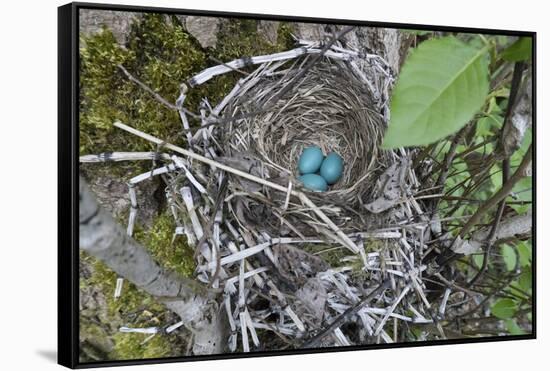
(214, 19, 282, 61)
(277, 22, 296, 50)
(111, 332, 173, 360)
(82, 211, 195, 317)
(134, 211, 195, 278)
(302, 244, 345, 268)
(81, 247, 189, 360)
(80, 16, 296, 159)
(79, 14, 298, 216)
(82, 252, 163, 318)
(79, 209, 197, 360)
(80, 14, 209, 156)
(363, 239, 387, 254)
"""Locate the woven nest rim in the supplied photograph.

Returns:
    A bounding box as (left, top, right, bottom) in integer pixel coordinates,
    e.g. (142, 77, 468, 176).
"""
(223, 58, 392, 205)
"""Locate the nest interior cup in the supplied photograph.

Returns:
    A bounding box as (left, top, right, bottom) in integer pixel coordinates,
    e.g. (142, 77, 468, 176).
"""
(224, 60, 390, 205)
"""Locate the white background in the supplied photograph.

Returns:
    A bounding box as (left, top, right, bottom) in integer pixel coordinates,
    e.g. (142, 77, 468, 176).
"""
(0, 0, 545, 369)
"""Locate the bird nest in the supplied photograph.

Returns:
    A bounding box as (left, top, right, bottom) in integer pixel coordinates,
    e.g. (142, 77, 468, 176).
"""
(196, 40, 400, 239)
(225, 62, 390, 203)
(83, 38, 446, 352)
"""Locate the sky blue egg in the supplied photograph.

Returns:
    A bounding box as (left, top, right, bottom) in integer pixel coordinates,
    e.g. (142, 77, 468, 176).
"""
(320, 152, 344, 184)
(298, 174, 328, 192)
(298, 146, 324, 174)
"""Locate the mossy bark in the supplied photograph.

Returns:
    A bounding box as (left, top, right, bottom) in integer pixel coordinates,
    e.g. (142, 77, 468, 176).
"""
(80, 178, 227, 355)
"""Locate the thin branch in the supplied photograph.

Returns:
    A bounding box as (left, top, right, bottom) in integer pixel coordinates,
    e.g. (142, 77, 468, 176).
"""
(437, 144, 531, 268)
(117, 64, 200, 119)
(467, 61, 527, 286)
(208, 55, 250, 76)
(468, 159, 509, 287)
(459, 144, 531, 239)
(79, 177, 228, 354)
(113, 121, 361, 254)
(300, 279, 391, 349)
(430, 126, 468, 217)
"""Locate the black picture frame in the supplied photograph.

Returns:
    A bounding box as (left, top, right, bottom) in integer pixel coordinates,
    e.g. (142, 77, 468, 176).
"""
(58, 2, 537, 368)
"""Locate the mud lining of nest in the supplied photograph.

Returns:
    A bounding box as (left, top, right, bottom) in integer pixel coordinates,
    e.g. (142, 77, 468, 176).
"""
(82, 39, 448, 353)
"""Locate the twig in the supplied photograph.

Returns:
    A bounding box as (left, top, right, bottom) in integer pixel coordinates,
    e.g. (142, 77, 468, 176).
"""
(429, 125, 471, 218)
(261, 26, 355, 110)
(468, 61, 527, 287)
(205, 177, 229, 287)
(433, 127, 467, 202)
(208, 55, 250, 76)
(80, 151, 170, 163)
(300, 279, 390, 348)
(113, 121, 360, 254)
(437, 144, 531, 268)
(434, 273, 478, 297)
(452, 274, 518, 320)
(467, 159, 509, 287)
(117, 64, 200, 119)
(458, 147, 531, 238)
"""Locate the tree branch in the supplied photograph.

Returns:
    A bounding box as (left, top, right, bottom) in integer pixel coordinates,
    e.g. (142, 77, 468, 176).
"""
(436, 144, 531, 268)
(117, 64, 201, 119)
(470, 209, 532, 247)
(458, 143, 532, 239)
(79, 177, 227, 354)
(468, 61, 527, 286)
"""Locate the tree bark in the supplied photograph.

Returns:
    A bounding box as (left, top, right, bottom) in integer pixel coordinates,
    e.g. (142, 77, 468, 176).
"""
(79, 177, 227, 355)
(469, 209, 532, 250)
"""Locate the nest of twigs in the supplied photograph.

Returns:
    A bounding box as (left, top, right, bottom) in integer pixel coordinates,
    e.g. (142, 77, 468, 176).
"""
(199, 39, 401, 240)
(225, 62, 390, 203)
(84, 37, 450, 352)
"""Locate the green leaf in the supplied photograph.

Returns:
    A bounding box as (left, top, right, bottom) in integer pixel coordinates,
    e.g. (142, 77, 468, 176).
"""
(491, 298, 518, 319)
(510, 176, 532, 202)
(502, 37, 533, 62)
(490, 164, 503, 190)
(517, 241, 532, 267)
(473, 254, 484, 270)
(518, 270, 532, 293)
(501, 244, 517, 271)
(504, 319, 526, 335)
(476, 117, 493, 137)
(510, 204, 531, 214)
(383, 37, 489, 148)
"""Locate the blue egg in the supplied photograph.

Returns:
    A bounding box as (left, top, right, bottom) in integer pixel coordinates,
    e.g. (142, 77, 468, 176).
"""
(298, 146, 324, 174)
(298, 174, 328, 192)
(320, 152, 344, 184)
